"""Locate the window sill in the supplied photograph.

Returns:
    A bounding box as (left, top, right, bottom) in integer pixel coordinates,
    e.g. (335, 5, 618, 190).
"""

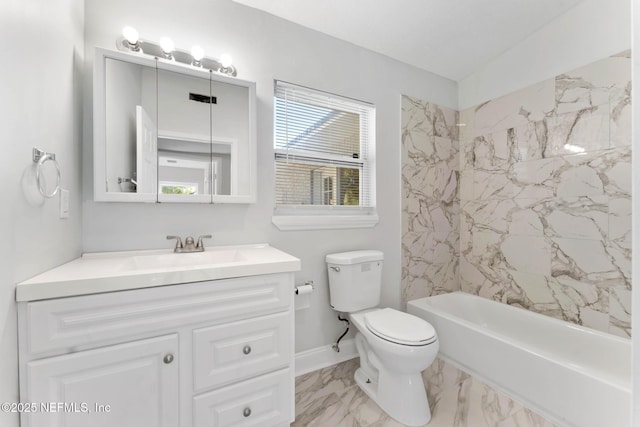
(272, 213, 379, 231)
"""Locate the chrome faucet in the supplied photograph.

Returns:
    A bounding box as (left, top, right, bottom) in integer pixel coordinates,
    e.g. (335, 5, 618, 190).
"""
(196, 235, 212, 250)
(167, 235, 212, 253)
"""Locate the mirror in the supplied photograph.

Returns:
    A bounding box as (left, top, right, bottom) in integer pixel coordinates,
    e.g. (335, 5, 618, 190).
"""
(93, 48, 256, 203)
(156, 68, 212, 203)
(103, 57, 157, 201)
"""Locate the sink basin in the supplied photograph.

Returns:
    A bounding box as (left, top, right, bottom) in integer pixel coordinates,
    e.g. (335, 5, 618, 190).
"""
(125, 249, 246, 270)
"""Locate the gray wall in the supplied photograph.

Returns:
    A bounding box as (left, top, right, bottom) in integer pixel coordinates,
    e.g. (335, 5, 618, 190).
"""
(0, 0, 84, 426)
(82, 0, 458, 353)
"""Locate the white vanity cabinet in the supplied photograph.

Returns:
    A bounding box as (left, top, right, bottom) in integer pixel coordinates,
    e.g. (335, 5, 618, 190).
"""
(26, 334, 180, 427)
(17, 272, 296, 427)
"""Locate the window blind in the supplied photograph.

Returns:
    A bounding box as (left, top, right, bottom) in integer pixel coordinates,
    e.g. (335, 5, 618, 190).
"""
(274, 81, 375, 209)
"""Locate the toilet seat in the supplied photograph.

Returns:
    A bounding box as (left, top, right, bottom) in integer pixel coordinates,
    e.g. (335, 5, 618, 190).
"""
(364, 308, 437, 346)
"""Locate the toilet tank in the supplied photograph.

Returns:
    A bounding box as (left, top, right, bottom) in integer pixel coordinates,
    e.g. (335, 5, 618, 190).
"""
(326, 250, 384, 312)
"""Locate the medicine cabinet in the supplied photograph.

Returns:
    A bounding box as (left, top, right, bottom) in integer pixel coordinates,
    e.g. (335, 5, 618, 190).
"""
(93, 48, 256, 203)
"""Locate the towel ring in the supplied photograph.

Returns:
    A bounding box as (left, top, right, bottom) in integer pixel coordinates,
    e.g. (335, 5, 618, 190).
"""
(33, 148, 61, 199)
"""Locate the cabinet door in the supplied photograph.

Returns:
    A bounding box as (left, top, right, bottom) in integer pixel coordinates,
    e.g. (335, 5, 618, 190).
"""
(25, 334, 178, 427)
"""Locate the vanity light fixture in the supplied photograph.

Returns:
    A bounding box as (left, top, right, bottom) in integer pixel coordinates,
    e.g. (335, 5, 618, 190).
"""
(191, 45, 204, 67)
(122, 26, 141, 52)
(219, 53, 235, 75)
(117, 26, 238, 76)
(159, 37, 175, 60)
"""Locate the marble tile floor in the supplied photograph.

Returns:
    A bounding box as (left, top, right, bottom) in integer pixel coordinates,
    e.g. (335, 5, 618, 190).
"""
(293, 358, 555, 427)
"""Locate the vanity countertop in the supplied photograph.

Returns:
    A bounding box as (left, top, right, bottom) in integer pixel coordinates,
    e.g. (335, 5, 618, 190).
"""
(16, 244, 301, 302)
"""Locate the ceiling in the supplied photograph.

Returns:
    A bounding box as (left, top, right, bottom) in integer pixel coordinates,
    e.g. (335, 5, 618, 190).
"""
(232, 0, 584, 81)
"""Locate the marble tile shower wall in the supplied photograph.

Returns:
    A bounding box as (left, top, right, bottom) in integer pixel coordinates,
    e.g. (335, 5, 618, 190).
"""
(459, 51, 632, 337)
(402, 96, 461, 303)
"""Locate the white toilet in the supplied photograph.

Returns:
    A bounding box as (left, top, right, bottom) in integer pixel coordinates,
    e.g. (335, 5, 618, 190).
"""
(326, 250, 439, 426)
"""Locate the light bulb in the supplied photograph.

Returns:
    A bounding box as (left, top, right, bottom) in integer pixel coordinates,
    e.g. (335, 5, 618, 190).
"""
(122, 26, 139, 45)
(220, 53, 233, 69)
(159, 37, 174, 54)
(191, 46, 204, 61)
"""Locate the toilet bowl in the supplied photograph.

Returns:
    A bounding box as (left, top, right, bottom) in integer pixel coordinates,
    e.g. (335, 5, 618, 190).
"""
(350, 308, 439, 426)
(326, 250, 439, 426)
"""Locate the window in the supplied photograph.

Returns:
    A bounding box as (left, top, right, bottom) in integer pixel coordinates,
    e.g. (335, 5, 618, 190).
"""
(160, 182, 199, 195)
(273, 81, 377, 230)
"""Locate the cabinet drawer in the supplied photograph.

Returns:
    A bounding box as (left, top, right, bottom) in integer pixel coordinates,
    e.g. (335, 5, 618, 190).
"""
(193, 312, 290, 392)
(25, 273, 292, 357)
(193, 368, 291, 427)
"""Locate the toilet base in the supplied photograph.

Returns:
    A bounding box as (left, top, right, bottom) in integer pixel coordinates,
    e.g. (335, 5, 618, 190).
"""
(354, 367, 377, 399)
(354, 367, 431, 426)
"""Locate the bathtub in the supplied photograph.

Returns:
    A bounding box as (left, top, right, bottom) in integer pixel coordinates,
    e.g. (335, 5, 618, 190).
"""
(407, 292, 631, 427)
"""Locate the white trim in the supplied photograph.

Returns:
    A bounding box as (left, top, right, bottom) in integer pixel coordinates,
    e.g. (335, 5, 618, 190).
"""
(272, 213, 379, 231)
(294, 338, 358, 377)
(158, 193, 211, 204)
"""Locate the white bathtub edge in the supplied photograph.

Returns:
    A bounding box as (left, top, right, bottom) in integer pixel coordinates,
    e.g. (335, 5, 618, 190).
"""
(408, 293, 631, 427)
(409, 297, 630, 393)
(436, 353, 569, 427)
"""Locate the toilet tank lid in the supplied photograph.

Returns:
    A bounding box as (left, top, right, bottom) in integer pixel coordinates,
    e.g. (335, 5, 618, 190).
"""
(326, 250, 384, 265)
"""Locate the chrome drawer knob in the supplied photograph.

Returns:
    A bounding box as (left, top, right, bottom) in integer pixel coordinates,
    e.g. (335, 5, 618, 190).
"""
(243, 407, 251, 417)
(243, 345, 252, 355)
(163, 354, 174, 364)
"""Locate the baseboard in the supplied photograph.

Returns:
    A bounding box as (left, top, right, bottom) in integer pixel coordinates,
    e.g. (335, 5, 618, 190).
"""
(294, 338, 358, 377)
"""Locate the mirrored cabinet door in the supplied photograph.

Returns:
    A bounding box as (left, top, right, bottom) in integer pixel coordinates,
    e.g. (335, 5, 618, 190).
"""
(210, 79, 250, 201)
(157, 68, 212, 203)
(102, 57, 158, 201)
